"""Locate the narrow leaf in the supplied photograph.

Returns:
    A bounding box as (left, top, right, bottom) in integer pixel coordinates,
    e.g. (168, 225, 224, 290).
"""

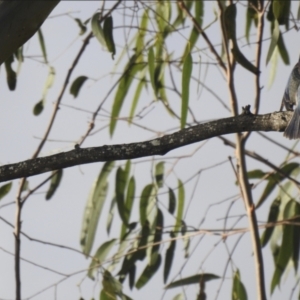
(37, 28, 47, 64)
(266, 20, 280, 66)
(261, 198, 281, 247)
(164, 232, 176, 283)
(80, 161, 115, 256)
(106, 197, 116, 235)
(148, 47, 155, 93)
(45, 169, 63, 200)
(0, 182, 12, 201)
(165, 273, 220, 289)
(168, 188, 176, 215)
(103, 16, 116, 59)
(88, 239, 116, 280)
(174, 180, 185, 235)
(4, 55, 17, 91)
(277, 31, 290, 65)
(232, 269, 248, 300)
(70, 76, 88, 98)
(129, 76, 145, 123)
(74, 18, 87, 35)
(91, 12, 107, 48)
(181, 53, 193, 129)
(140, 184, 154, 226)
(135, 253, 161, 289)
(155, 162, 164, 188)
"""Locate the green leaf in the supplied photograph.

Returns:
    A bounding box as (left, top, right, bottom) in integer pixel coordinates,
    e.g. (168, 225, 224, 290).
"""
(140, 184, 154, 226)
(231, 45, 259, 75)
(80, 161, 115, 256)
(128, 76, 145, 123)
(151, 208, 163, 254)
(224, 4, 237, 40)
(135, 9, 149, 54)
(273, 0, 290, 29)
(91, 12, 107, 48)
(165, 273, 220, 289)
(277, 31, 290, 65)
(245, 0, 258, 44)
(103, 16, 116, 59)
(70, 76, 88, 98)
(135, 253, 162, 289)
(74, 18, 87, 35)
(4, 55, 17, 91)
(261, 198, 281, 247)
(181, 52, 193, 129)
(292, 202, 300, 271)
(155, 162, 164, 188)
(164, 232, 176, 283)
(110, 55, 144, 136)
(88, 239, 116, 280)
(0, 182, 12, 201)
(256, 163, 300, 208)
(266, 20, 280, 66)
(102, 270, 123, 299)
(33, 100, 44, 116)
(106, 197, 116, 235)
(232, 269, 248, 300)
(37, 28, 47, 64)
(120, 176, 135, 239)
(174, 180, 185, 235)
(148, 47, 156, 94)
(45, 169, 63, 200)
(271, 199, 296, 293)
(168, 188, 176, 215)
(115, 167, 128, 226)
(247, 169, 266, 179)
(268, 45, 279, 89)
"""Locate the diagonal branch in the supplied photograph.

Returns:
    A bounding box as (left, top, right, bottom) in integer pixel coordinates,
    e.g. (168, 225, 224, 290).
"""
(0, 111, 292, 182)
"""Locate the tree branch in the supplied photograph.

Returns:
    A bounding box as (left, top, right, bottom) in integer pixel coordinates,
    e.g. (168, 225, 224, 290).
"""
(0, 112, 291, 182)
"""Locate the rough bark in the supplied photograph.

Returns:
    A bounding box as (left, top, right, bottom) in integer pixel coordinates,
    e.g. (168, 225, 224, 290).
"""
(0, 111, 290, 182)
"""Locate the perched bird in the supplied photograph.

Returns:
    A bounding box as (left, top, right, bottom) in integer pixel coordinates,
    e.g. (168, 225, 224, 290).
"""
(282, 58, 300, 139)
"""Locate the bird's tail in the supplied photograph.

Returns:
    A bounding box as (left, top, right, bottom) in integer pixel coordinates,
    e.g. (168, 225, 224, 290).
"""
(284, 107, 300, 139)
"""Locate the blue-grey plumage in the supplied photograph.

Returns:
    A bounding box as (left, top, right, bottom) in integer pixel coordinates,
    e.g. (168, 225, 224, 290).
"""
(282, 60, 300, 139)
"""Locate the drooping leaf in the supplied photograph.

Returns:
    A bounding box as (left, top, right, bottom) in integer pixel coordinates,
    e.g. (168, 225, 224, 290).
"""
(165, 273, 220, 289)
(80, 161, 115, 256)
(164, 231, 176, 283)
(102, 270, 123, 299)
(268, 45, 279, 89)
(224, 3, 237, 40)
(135, 252, 161, 289)
(106, 197, 116, 235)
(292, 202, 300, 271)
(0, 182, 12, 201)
(272, 0, 290, 29)
(70, 76, 88, 98)
(148, 47, 156, 95)
(247, 169, 266, 179)
(256, 163, 300, 208)
(139, 184, 154, 226)
(91, 12, 107, 48)
(261, 198, 281, 247)
(151, 208, 163, 254)
(135, 9, 149, 54)
(45, 169, 63, 200)
(37, 28, 47, 64)
(174, 180, 185, 235)
(277, 31, 290, 65)
(110, 55, 144, 136)
(103, 16, 116, 59)
(245, 0, 258, 43)
(115, 167, 128, 226)
(128, 75, 146, 123)
(266, 20, 280, 66)
(271, 199, 297, 293)
(231, 45, 259, 74)
(232, 269, 248, 300)
(4, 55, 17, 91)
(181, 52, 193, 129)
(155, 162, 164, 188)
(168, 188, 176, 215)
(120, 176, 135, 239)
(88, 239, 116, 280)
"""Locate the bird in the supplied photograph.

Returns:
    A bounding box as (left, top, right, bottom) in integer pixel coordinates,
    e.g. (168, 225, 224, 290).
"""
(281, 58, 300, 139)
